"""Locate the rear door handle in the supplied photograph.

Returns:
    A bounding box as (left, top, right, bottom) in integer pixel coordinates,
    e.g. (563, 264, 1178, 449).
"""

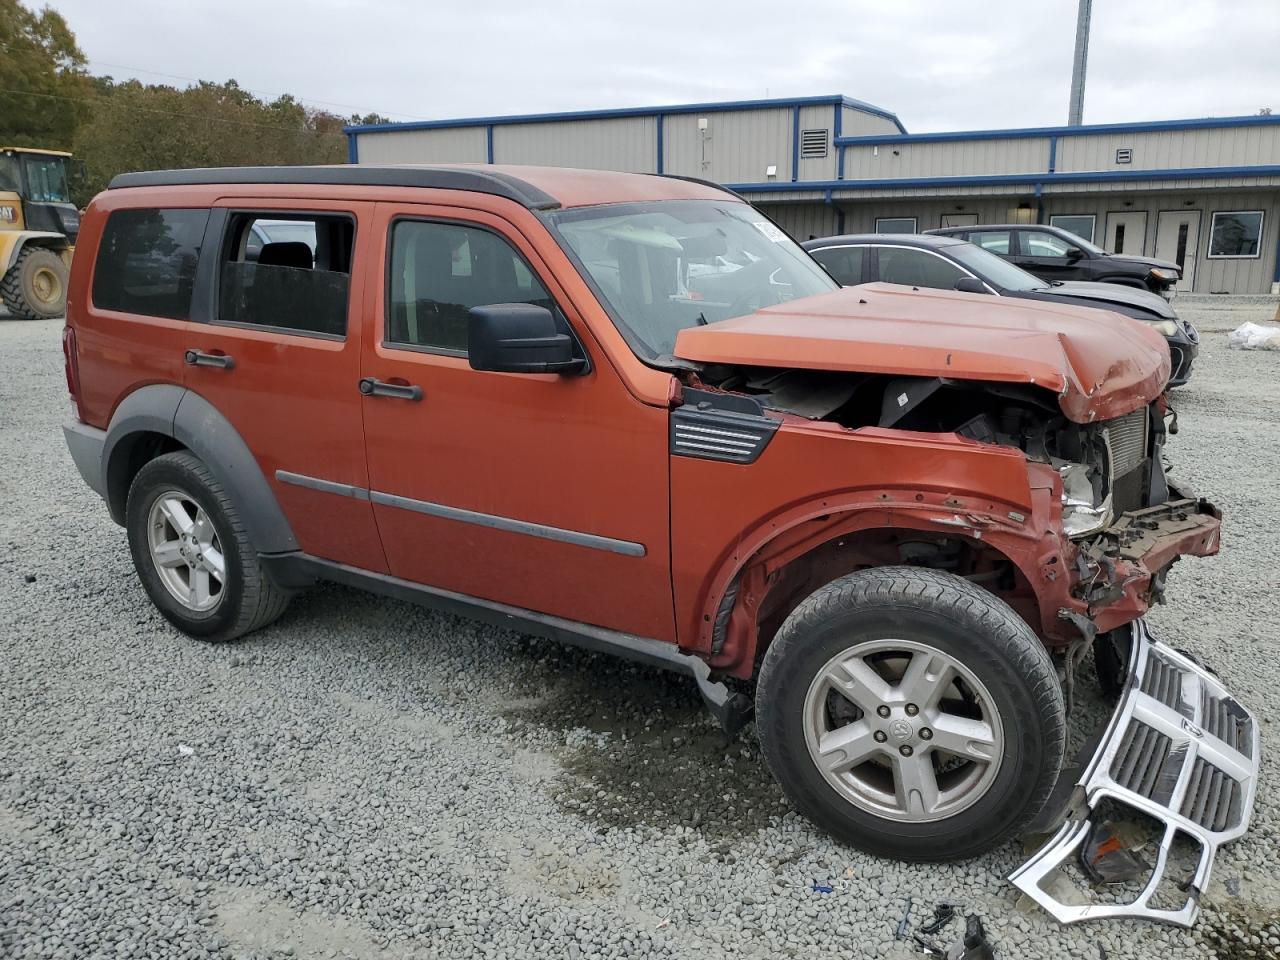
(358, 377, 423, 401)
(184, 349, 235, 370)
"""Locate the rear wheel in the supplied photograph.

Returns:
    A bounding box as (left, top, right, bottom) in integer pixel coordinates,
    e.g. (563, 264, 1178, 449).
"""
(756, 566, 1065, 861)
(126, 451, 290, 642)
(1, 247, 68, 320)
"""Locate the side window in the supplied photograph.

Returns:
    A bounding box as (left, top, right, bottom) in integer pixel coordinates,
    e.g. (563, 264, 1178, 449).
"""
(877, 247, 967, 290)
(91, 208, 210, 320)
(217, 213, 352, 337)
(1019, 230, 1074, 258)
(810, 246, 866, 285)
(386, 219, 555, 353)
(969, 231, 1011, 255)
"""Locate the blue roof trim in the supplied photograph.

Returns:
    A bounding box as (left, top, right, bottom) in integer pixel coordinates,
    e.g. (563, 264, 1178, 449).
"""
(344, 94, 906, 135)
(835, 113, 1280, 146)
(726, 164, 1280, 193)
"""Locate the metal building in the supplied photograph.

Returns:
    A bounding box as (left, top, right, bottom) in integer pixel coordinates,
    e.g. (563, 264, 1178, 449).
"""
(346, 95, 1280, 294)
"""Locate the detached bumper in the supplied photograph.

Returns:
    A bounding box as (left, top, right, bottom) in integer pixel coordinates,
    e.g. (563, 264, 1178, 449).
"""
(1074, 497, 1221, 634)
(1011, 620, 1259, 926)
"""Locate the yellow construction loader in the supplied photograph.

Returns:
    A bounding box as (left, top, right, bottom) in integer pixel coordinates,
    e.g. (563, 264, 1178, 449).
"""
(0, 147, 79, 319)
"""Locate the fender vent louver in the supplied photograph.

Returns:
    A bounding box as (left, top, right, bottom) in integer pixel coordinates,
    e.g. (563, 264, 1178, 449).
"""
(671, 390, 779, 464)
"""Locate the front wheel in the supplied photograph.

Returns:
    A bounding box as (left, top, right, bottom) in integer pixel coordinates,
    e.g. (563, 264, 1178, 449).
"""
(755, 566, 1065, 861)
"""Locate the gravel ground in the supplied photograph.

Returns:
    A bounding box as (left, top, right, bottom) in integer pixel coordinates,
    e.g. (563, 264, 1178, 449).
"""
(2, 300, 1279, 960)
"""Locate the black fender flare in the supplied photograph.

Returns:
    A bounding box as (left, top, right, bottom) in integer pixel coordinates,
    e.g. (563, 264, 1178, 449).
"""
(102, 385, 298, 555)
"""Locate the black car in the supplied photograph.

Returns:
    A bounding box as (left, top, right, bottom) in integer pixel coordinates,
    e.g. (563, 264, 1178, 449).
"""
(924, 223, 1182, 296)
(802, 233, 1199, 386)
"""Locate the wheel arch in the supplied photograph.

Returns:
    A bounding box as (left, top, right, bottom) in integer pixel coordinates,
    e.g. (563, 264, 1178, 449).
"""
(102, 385, 298, 555)
(694, 492, 1061, 679)
(1, 231, 69, 274)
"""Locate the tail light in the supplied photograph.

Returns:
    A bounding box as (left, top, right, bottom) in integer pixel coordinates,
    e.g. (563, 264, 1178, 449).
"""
(62, 325, 82, 420)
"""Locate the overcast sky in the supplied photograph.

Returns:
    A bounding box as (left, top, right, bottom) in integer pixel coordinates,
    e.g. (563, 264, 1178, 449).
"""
(47, 0, 1280, 131)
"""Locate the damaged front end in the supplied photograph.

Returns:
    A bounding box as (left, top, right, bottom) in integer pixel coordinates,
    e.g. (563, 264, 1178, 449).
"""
(1011, 620, 1259, 926)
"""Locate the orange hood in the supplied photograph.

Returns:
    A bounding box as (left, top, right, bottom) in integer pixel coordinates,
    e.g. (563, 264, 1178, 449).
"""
(673, 283, 1170, 423)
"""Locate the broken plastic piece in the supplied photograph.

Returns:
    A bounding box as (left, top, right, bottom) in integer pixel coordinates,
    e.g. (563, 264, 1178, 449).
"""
(1080, 820, 1148, 884)
(918, 902, 958, 935)
(811, 882, 833, 894)
(896, 896, 913, 939)
(1010, 619, 1259, 926)
(947, 915, 995, 960)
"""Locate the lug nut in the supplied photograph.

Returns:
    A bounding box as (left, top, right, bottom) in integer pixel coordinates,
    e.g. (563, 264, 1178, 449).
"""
(920, 728, 933, 740)
(877, 705, 891, 718)
(874, 730, 887, 743)
(899, 745, 913, 757)
(905, 703, 919, 716)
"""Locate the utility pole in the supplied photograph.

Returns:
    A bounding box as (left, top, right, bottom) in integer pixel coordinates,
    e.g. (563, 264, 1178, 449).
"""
(1067, 0, 1093, 126)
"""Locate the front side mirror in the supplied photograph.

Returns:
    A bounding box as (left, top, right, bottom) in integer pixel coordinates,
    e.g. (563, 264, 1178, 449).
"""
(1065, 246, 1085, 261)
(468, 303, 586, 375)
(953, 276, 989, 294)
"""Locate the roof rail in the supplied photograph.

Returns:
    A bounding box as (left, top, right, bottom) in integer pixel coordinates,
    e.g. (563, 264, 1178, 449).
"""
(106, 165, 562, 210)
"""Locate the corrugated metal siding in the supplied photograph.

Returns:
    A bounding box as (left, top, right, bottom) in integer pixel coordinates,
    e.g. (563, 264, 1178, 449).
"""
(763, 203, 838, 240)
(842, 107, 902, 137)
(664, 108, 793, 183)
(842, 137, 1052, 179)
(1058, 126, 1280, 172)
(491, 117, 657, 172)
(355, 127, 487, 164)
(796, 104, 837, 182)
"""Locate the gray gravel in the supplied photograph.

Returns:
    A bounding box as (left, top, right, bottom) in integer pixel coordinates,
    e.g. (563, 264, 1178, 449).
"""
(2, 299, 1279, 959)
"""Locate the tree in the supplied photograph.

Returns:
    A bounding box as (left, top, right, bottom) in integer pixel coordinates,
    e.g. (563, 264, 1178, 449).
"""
(73, 78, 350, 202)
(0, 0, 88, 148)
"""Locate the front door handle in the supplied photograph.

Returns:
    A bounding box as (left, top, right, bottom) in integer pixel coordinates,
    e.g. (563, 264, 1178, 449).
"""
(184, 349, 235, 370)
(358, 377, 423, 401)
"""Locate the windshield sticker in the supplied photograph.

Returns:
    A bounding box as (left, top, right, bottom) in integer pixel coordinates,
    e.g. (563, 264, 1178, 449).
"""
(752, 220, 789, 243)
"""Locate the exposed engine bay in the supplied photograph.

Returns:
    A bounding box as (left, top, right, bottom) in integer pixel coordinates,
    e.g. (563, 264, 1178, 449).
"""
(692, 364, 1172, 537)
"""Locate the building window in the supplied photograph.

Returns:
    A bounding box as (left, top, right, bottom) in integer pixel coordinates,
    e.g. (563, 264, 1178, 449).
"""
(800, 129, 829, 159)
(1208, 211, 1264, 258)
(1050, 214, 1097, 243)
(875, 217, 917, 234)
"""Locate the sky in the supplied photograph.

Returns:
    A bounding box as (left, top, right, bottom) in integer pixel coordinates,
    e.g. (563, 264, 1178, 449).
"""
(45, 0, 1280, 132)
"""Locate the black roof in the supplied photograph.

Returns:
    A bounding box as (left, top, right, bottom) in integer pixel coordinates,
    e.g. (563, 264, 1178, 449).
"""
(802, 233, 966, 250)
(927, 223, 1035, 234)
(107, 165, 563, 211)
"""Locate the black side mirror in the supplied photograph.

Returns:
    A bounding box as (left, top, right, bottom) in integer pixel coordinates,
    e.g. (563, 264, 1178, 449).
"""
(468, 303, 586, 375)
(953, 276, 989, 294)
(1065, 245, 1085, 261)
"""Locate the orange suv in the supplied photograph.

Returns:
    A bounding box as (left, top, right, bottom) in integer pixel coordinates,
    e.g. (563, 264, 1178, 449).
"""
(62, 165, 1222, 862)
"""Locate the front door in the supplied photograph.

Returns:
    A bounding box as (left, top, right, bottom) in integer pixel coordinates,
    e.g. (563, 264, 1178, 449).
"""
(359, 200, 675, 641)
(1011, 228, 1087, 282)
(1104, 211, 1148, 255)
(183, 199, 388, 572)
(1154, 210, 1201, 291)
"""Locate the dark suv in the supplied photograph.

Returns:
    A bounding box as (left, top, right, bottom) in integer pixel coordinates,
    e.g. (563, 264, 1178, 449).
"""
(926, 223, 1182, 295)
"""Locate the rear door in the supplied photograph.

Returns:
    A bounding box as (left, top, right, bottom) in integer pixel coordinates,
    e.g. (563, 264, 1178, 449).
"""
(182, 199, 387, 572)
(358, 200, 675, 641)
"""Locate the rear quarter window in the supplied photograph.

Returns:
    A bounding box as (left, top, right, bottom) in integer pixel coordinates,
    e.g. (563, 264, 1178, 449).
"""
(91, 208, 210, 320)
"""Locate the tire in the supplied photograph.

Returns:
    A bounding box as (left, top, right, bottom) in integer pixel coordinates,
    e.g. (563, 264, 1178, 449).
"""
(125, 451, 290, 642)
(756, 566, 1065, 861)
(1, 247, 68, 320)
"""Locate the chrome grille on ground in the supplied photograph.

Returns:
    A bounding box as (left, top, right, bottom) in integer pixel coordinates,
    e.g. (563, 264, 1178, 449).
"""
(1010, 621, 1260, 926)
(1106, 407, 1149, 479)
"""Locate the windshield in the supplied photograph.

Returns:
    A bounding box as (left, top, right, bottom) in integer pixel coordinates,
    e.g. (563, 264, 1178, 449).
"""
(549, 200, 837, 358)
(0, 153, 19, 193)
(20, 154, 70, 203)
(948, 242, 1051, 292)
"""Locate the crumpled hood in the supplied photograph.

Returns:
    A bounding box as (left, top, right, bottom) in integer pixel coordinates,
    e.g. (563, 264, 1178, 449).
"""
(1043, 281, 1177, 320)
(673, 283, 1171, 423)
